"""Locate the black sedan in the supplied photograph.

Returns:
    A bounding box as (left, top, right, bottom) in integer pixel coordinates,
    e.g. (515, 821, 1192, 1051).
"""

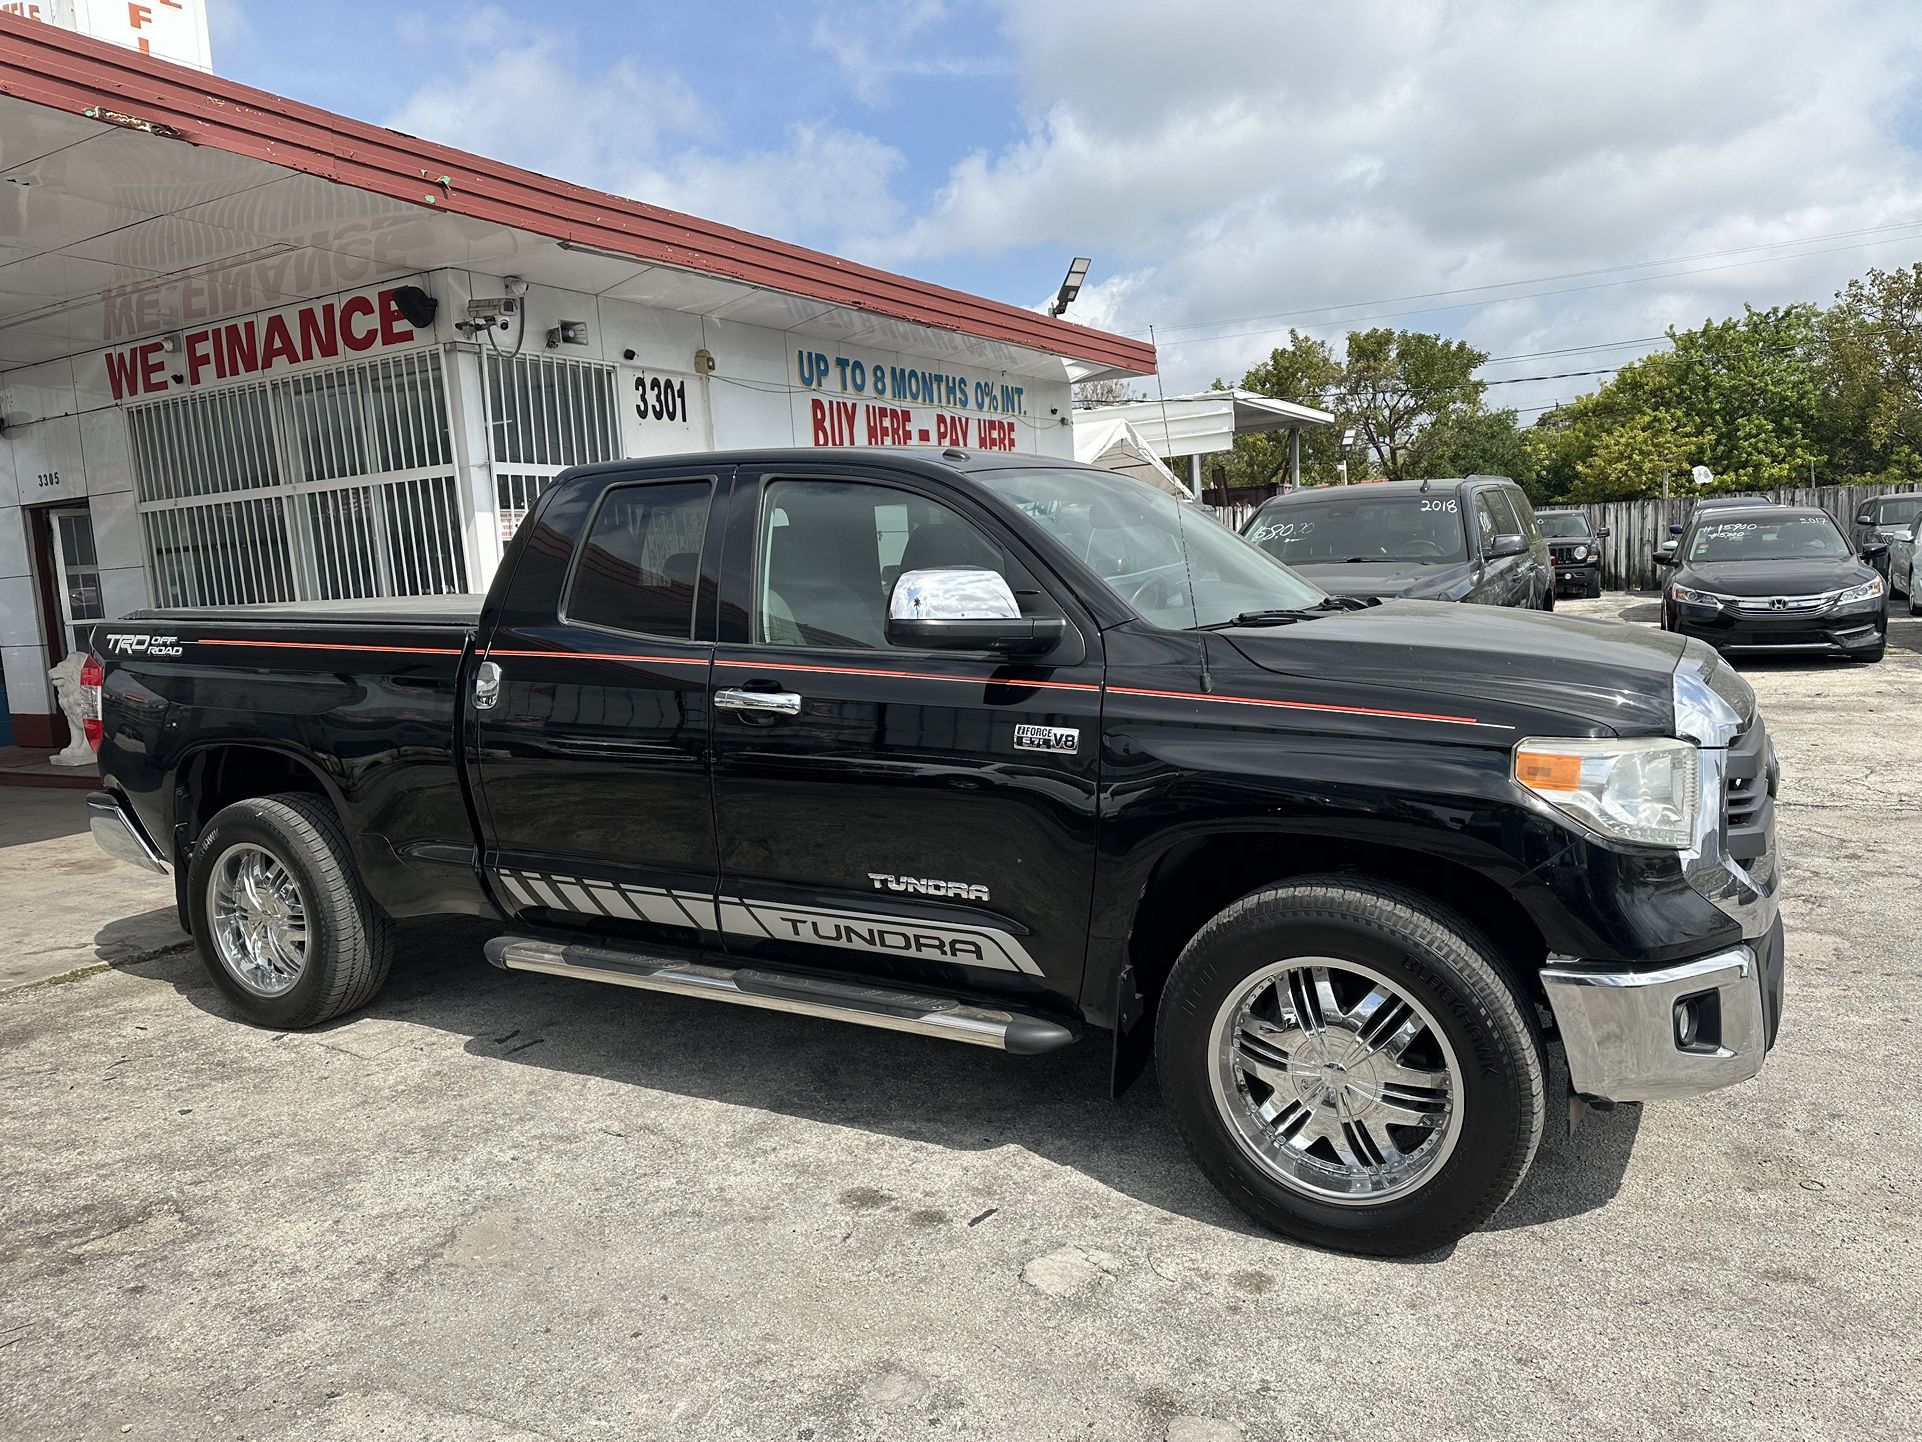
(1657, 505, 1888, 662)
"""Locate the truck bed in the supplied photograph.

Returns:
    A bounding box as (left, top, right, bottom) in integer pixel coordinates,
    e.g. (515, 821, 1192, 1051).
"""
(129, 594, 486, 628)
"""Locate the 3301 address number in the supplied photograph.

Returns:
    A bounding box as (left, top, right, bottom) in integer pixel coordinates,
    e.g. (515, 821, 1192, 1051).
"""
(633, 373, 689, 425)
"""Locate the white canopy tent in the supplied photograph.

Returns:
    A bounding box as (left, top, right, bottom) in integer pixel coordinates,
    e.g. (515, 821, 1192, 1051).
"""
(1074, 389, 1335, 491)
(1073, 416, 1195, 500)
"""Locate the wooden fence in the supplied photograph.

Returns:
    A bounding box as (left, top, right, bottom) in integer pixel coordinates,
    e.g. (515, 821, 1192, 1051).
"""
(1212, 484, 1922, 592)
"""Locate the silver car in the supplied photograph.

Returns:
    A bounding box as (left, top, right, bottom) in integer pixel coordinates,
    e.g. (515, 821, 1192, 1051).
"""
(1901, 514, 1921, 615)
(1853, 494, 1922, 593)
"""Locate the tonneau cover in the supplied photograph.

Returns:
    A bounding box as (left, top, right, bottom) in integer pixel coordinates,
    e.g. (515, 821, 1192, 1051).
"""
(127, 595, 485, 627)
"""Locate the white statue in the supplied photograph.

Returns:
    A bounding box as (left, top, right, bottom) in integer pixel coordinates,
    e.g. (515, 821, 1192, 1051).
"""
(47, 651, 95, 766)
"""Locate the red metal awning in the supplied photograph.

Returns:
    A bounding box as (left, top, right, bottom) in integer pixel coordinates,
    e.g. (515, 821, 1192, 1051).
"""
(0, 14, 1155, 377)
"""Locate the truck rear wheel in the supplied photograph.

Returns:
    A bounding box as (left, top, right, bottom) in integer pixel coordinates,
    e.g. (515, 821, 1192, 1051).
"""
(187, 793, 394, 1029)
(1155, 875, 1544, 1256)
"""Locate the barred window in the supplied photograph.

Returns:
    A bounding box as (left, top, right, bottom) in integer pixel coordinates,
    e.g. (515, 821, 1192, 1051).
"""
(128, 350, 470, 606)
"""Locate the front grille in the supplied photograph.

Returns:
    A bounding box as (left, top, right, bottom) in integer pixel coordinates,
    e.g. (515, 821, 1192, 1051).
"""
(1733, 593, 1833, 614)
(1722, 719, 1775, 864)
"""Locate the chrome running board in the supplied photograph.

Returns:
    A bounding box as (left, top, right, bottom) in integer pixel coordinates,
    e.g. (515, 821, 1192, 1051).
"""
(483, 936, 1077, 1055)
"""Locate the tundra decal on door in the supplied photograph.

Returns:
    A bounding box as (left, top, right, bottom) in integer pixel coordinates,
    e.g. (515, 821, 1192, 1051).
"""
(492, 869, 1040, 975)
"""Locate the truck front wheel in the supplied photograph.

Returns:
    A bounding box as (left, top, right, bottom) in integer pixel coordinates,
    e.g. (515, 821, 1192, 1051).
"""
(1156, 876, 1544, 1256)
(187, 793, 394, 1029)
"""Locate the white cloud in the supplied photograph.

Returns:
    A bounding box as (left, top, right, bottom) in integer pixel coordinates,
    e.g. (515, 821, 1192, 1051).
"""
(879, 0, 1922, 392)
(623, 124, 907, 247)
(810, 0, 1009, 107)
(382, 8, 905, 252)
(386, 12, 706, 185)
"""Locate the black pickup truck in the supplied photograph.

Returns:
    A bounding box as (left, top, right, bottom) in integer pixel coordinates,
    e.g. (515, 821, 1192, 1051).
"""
(83, 448, 1783, 1255)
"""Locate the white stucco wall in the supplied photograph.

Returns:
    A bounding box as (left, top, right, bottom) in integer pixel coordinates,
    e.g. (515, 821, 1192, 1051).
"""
(0, 268, 1078, 734)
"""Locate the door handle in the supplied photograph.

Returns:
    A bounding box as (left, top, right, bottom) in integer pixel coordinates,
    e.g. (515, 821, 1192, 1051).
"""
(474, 660, 502, 710)
(714, 687, 802, 716)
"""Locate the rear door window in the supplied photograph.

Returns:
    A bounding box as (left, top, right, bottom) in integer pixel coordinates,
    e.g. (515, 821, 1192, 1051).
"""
(564, 481, 713, 638)
(1503, 489, 1540, 540)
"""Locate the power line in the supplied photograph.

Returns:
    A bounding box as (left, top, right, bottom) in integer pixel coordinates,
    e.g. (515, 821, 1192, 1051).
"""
(1480, 335, 1670, 364)
(1137, 218, 1922, 342)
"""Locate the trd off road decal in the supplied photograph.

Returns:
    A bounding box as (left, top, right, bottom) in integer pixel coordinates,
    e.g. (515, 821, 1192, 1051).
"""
(106, 633, 184, 658)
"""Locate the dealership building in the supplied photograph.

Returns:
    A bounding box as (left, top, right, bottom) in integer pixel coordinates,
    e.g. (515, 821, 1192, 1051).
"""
(0, 16, 1153, 748)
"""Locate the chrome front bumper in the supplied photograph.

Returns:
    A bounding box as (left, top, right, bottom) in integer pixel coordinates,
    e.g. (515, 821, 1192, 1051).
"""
(87, 791, 169, 874)
(1542, 921, 1781, 1103)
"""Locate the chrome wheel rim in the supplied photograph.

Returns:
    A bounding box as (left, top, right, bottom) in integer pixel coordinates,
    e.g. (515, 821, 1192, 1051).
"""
(208, 843, 308, 997)
(1208, 958, 1464, 1206)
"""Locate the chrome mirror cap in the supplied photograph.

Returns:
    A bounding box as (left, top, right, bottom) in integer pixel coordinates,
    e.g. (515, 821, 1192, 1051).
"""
(889, 567, 1019, 621)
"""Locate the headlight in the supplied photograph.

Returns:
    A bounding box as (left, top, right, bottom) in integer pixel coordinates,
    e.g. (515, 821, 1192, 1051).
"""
(1571, 544, 1589, 561)
(1514, 738, 1700, 848)
(1836, 574, 1884, 605)
(1671, 584, 1723, 606)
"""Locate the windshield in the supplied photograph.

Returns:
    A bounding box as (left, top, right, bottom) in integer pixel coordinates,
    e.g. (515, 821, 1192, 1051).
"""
(1536, 513, 1592, 539)
(974, 467, 1326, 628)
(1245, 493, 1469, 564)
(1871, 496, 1922, 528)
(1687, 514, 1850, 564)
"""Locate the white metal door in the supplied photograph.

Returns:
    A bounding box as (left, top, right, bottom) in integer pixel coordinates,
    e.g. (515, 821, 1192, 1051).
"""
(49, 506, 104, 657)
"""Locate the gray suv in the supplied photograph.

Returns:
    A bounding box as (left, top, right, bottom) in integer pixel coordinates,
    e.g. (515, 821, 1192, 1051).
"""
(1241, 476, 1553, 608)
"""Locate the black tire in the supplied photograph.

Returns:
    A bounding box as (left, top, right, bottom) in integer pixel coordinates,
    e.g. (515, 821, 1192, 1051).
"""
(1540, 582, 1555, 611)
(188, 792, 394, 1028)
(1585, 570, 1602, 600)
(1155, 875, 1545, 1256)
(1907, 577, 1920, 617)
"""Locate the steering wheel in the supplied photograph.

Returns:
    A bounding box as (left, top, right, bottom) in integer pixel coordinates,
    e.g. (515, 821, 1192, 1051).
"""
(1123, 572, 1186, 612)
(1398, 540, 1445, 558)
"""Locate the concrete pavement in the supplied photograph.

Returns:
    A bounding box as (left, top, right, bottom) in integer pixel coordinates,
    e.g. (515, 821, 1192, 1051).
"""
(0, 599, 1917, 1441)
(0, 786, 186, 992)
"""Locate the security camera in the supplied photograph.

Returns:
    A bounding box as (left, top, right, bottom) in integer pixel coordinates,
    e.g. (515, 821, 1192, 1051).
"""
(467, 296, 520, 320)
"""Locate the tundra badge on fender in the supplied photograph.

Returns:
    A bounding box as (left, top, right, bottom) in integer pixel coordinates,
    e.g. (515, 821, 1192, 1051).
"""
(1014, 723, 1078, 754)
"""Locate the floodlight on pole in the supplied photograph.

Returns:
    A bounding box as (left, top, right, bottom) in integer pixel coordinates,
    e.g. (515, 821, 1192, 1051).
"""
(1048, 257, 1093, 318)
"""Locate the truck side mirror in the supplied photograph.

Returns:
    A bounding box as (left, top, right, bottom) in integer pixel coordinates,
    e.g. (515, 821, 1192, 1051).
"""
(1486, 533, 1529, 559)
(1862, 541, 1890, 560)
(886, 567, 1064, 655)
(1855, 509, 1874, 526)
(1668, 523, 1685, 537)
(1598, 527, 1611, 539)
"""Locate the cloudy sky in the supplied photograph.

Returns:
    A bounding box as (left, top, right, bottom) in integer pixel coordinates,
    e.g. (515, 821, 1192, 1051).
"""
(210, 0, 1922, 412)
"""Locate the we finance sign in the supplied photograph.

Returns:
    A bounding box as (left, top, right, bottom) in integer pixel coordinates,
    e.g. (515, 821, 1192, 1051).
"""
(792, 349, 1027, 452)
(101, 287, 426, 400)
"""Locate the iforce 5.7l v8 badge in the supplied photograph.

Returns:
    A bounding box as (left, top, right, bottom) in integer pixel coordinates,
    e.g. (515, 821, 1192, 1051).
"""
(1014, 723, 1079, 755)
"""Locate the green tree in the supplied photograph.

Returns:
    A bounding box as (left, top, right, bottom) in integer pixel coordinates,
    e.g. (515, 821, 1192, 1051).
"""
(1569, 408, 1708, 501)
(1219, 332, 1344, 488)
(1526, 305, 1834, 501)
(1419, 408, 1539, 496)
(1340, 328, 1488, 481)
(1827, 263, 1922, 468)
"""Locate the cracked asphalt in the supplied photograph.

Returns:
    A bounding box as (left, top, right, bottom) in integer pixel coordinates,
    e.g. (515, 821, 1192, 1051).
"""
(1, 596, 1917, 1441)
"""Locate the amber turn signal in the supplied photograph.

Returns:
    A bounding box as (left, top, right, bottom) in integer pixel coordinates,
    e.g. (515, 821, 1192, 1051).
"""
(1514, 749, 1582, 792)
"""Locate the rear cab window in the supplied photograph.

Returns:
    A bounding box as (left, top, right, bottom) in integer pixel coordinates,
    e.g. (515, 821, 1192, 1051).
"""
(563, 480, 713, 638)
